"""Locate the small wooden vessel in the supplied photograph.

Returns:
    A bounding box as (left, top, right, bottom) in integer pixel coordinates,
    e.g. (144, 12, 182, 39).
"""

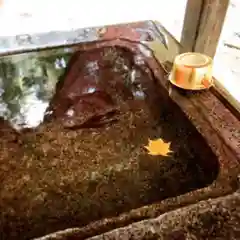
(169, 52, 214, 90)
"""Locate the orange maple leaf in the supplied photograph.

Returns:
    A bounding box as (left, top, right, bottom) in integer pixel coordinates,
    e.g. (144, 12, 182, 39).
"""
(144, 138, 173, 156)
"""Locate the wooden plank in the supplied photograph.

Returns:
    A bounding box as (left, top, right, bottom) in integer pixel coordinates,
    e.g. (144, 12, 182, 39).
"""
(181, 0, 230, 58)
(180, 0, 203, 52)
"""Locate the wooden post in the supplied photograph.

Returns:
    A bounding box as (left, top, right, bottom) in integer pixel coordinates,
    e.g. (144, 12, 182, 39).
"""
(180, 0, 203, 53)
(181, 0, 230, 58)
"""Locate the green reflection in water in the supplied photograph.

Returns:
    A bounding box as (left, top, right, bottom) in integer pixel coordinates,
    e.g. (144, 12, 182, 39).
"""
(0, 48, 73, 129)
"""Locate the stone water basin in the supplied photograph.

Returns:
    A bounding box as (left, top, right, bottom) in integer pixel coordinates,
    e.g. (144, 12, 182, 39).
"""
(0, 39, 226, 239)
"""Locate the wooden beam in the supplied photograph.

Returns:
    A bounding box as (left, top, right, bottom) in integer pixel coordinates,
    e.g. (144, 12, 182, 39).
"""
(181, 0, 230, 58)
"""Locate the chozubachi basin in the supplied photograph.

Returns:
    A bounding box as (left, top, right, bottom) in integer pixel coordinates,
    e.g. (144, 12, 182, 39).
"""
(0, 22, 239, 239)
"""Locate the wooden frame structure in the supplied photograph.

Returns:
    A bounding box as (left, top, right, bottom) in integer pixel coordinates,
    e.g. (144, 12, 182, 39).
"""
(181, 0, 230, 58)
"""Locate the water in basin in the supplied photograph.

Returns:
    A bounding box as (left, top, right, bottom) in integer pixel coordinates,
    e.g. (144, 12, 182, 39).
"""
(0, 43, 219, 239)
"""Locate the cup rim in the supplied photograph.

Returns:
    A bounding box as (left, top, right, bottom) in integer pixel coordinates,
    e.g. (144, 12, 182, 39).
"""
(175, 52, 212, 68)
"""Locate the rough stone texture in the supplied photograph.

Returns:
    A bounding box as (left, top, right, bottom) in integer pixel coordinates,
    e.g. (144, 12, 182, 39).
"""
(33, 190, 240, 240)
(88, 191, 240, 240)
(0, 22, 239, 240)
(0, 41, 220, 240)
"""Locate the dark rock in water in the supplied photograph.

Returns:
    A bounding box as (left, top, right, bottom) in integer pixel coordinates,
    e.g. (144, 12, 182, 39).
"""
(45, 47, 147, 129)
(53, 91, 118, 129)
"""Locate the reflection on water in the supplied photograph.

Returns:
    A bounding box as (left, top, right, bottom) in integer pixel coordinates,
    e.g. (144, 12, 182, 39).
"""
(0, 45, 151, 130)
(0, 41, 220, 240)
(0, 48, 73, 129)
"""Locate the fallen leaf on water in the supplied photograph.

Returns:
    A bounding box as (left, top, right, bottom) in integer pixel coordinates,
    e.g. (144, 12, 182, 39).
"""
(144, 138, 173, 156)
